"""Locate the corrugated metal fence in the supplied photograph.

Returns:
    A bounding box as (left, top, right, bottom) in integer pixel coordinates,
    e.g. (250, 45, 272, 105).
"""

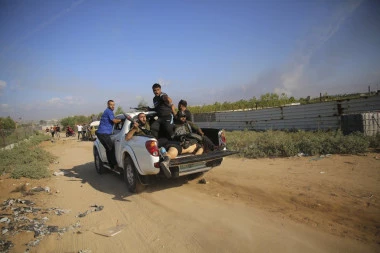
(194, 95, 380, 134)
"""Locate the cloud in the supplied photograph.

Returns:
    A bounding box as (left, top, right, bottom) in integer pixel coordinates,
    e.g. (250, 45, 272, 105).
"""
(275, 0, 364, 96)
(0, 80, 6, 95)
(47, 97, 62, 104)
(157, 78, 171, 88)
(46, 96, 85, 107)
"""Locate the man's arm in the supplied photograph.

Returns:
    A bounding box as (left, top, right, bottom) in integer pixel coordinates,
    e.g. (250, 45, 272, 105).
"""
(112, 118, 122, 124)
(125, 122, 139, 141)
(171, 104, 176, 116)
(161, 93, 173, 105)
(189, 121, 204, 136)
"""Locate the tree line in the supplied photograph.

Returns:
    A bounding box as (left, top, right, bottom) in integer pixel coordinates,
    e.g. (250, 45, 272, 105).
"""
(187, 92, 369, 113)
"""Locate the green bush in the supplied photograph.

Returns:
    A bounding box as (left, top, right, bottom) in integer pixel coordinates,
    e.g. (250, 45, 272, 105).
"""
(0, 135, 55, 179)
(226, 130, 372, 159)
(368, 133, 380, 149)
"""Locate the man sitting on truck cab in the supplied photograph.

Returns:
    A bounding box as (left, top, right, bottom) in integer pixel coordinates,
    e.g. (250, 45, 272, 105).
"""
(125, 113, 153, 140)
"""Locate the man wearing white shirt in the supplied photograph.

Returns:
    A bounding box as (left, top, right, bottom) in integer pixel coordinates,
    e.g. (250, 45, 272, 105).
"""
(77, 124, 83, 140)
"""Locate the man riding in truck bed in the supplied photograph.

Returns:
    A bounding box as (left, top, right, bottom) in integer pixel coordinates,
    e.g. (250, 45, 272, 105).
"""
(149, 83, 176, 139)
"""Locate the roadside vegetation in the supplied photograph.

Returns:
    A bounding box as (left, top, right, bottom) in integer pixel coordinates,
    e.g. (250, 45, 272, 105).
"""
(0, 134, 56, 179)
(227, 130, 380, 158)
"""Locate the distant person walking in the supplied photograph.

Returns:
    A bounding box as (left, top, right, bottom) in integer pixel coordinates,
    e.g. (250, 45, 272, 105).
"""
(50, 127, 55, 138)
(96, 100, 122, 170)
(77, 124, 83, 140)
(55, 125, 61, 139)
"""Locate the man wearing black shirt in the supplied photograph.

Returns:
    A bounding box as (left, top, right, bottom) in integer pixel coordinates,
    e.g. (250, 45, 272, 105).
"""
(177, 99, 192, 122)
(150, 83, 175, 139)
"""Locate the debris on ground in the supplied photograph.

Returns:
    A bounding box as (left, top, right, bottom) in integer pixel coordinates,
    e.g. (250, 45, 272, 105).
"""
(78, 249, 92, 253)
(53, 171, 65, 176)
(198, 178, 208, 184)
(0, 198, 80, 253)
(93, 224, 126, 237)
(76, 205, 104, 218)
(0, 239, 13, 252)
(29, 187, 45, 193)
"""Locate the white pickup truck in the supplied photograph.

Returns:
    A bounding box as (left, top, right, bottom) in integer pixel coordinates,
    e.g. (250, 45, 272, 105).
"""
(93, 111, 237, 193)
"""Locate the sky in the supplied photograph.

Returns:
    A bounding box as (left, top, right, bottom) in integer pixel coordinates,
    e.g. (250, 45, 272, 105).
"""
(0, 0, 379, 121)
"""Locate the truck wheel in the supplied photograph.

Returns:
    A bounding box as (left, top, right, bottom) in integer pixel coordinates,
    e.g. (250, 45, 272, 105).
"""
(123, 156, 143, 193)
(94, 149, 106, 174)
(187, 172, 204, 180)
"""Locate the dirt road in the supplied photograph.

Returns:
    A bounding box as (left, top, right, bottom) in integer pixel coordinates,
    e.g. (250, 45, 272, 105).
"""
(1, 136, 380, 253)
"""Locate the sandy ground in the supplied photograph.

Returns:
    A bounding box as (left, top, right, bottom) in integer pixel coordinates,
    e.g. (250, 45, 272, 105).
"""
(1, 135, 380, 253)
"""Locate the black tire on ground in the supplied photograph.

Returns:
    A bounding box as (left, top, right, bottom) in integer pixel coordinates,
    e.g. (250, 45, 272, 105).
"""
(187, 172, 204, 180)
(123, 156, 144, 193)
(94, 149, 106, 174)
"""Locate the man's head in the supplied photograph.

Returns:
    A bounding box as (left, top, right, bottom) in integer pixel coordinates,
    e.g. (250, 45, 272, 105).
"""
(137, 113, 147, 125)
(107, 100, 115, 111)
(178, 99, 187, 110)
(177, 110, 187, 123)
(152, 83, 161, 96)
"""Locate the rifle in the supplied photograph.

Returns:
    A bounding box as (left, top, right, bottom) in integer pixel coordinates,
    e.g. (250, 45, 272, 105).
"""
(129, 106, 153, 111)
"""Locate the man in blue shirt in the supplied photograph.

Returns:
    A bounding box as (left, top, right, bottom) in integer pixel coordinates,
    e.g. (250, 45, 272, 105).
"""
(96, 100, 122, 169)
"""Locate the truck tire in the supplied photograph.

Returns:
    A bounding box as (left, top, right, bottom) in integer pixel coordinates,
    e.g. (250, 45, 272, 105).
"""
(94, 149, 106, 174)
(123, 156, 143, 193)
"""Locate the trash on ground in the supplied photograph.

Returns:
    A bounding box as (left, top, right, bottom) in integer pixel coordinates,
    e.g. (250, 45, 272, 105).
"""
(30, 187, 45, 192)
(78, 249, 92, 253)
(0, 198, 80, 252)
(93, 224, 126, 237)
(198, 178, 208, 184)
(77, 205, 104, 218)
(0, 239, 13, 252)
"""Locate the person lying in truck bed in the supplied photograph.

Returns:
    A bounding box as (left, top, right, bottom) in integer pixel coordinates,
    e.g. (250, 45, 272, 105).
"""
(125, 112, 202, 177)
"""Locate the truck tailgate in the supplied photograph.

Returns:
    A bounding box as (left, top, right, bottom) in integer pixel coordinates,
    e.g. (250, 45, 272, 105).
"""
(166, 150, 238, 177)
(170, 150, 238, 166)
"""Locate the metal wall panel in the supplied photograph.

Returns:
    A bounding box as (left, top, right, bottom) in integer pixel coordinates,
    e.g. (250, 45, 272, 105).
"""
(194, 96, 380, 131)
(363, 112, 380, 136)
(338, 96, 380, 114)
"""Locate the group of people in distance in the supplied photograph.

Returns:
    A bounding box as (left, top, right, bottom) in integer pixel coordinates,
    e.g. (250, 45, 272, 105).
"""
(46, 125, 60, 139)
(97, 83, 216, 176)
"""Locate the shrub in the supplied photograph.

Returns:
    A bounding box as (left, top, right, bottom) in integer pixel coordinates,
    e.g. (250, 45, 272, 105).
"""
(226, 130, 373, 159)
(0, 135, 55, 179)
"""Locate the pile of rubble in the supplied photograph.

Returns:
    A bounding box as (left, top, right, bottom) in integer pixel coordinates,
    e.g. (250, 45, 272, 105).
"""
(0, 185, 103, 253)
(0, 197, 80, 252)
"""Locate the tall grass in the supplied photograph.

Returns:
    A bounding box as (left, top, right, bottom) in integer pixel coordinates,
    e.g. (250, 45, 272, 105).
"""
(0, 126, 41, 148)
(0, 134, 56, 179)
(226, 130, 377, 158)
